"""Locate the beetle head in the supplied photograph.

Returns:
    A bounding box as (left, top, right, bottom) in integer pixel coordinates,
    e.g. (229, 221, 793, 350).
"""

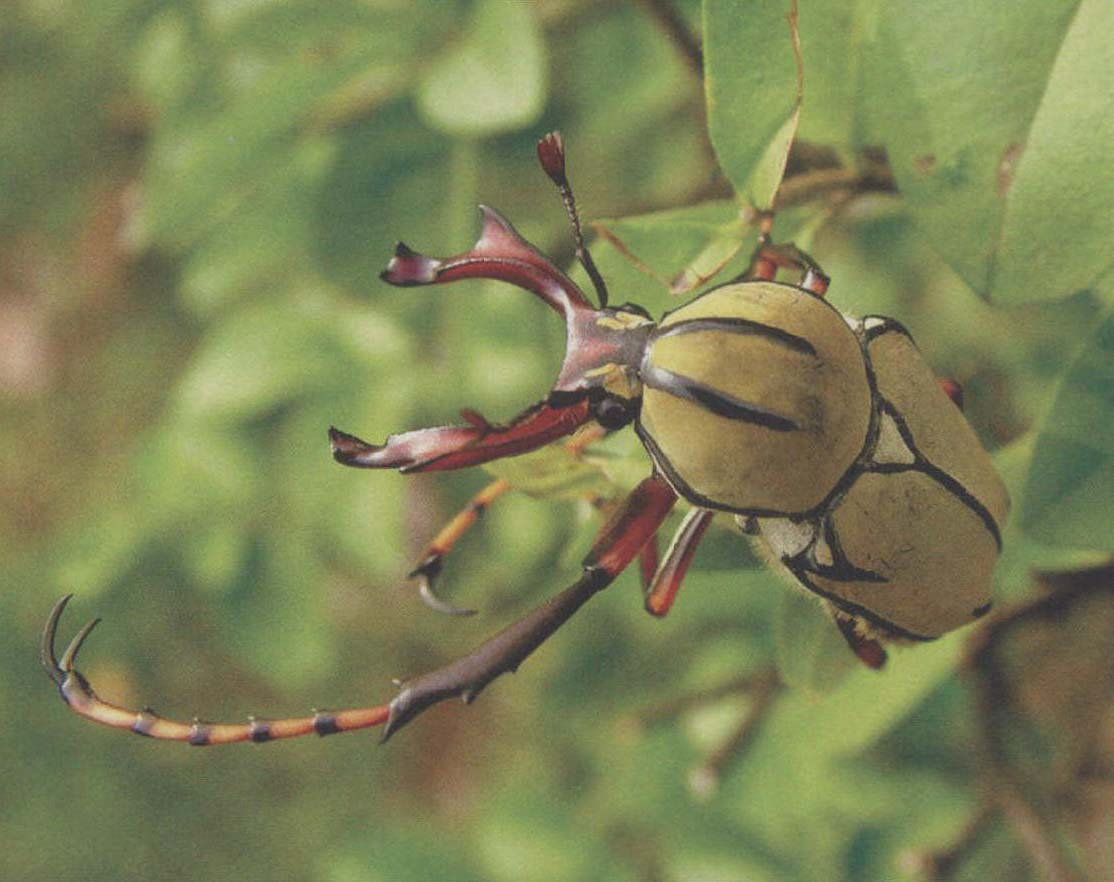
(330, 133, 654, 474)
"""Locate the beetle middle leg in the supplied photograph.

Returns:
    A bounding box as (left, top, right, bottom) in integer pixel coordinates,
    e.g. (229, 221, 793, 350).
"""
(409, 425, 611, 615)
(644, 507, 715, 617)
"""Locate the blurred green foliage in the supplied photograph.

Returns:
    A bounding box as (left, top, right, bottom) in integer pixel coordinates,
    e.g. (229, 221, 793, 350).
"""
(3, 1, 1112, 881)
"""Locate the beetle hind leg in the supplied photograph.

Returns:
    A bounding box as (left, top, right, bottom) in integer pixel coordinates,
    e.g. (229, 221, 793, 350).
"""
(831, 611, 889, 669)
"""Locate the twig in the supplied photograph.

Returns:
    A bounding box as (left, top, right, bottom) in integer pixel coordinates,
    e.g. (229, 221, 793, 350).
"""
(688, 667, 781, 797)
(634, 0, 703, 77)
(963, 578, 1113, 882)
(900, 802, 999, 882)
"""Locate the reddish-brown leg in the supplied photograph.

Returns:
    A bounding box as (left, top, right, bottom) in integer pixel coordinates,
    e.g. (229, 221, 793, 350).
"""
(833, 614, 888, 669)
(409, 425, 609, 615)
(42, 474, 677, 745)
(409, 478, 514, 616)
(741, 239, 830, 297)
(644, 507, 715, 617)
(937, 377, 965, 409)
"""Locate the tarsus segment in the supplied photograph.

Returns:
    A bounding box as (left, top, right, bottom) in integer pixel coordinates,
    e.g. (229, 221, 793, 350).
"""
(43, 474, 678, 745)
(410, 425, 608, 616)
(41, 595, 389, 745)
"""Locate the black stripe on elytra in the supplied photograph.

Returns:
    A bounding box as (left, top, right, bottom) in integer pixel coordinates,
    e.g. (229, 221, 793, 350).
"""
(784, 564, 937, 642)
(633, 421, 799, 518)
(861, 315, 913, 345)
(783, 519, 887, 585)
(865, 401, 1003, 550)
(641, 365, 799, 431)
(249, 719, 272, 743)
(652, 317, 818, 357)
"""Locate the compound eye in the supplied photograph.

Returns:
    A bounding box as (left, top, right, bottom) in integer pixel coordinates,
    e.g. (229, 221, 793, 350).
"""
(595, 396, 632, 430)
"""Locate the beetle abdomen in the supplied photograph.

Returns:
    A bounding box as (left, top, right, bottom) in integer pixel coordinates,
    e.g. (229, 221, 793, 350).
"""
(637, 281, 872, 515)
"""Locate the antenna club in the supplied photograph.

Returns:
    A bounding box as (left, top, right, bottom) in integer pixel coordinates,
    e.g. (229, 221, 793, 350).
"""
(537, 131, 568, 184)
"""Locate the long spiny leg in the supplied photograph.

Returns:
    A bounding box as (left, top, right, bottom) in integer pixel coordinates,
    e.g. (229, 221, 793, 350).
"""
(411, 425, 609, 616)
(644, 507, 715, 617)
(43, 474, 677, 745)
(41, 595, 389, 745)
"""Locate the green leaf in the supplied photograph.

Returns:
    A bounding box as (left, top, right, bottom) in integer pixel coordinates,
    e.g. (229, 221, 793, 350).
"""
(593, 200, 746, 316)
(484, 442, 613, 501)
(417, 0, 546, 137)
(704, 0, 801, 208)
(991, 0, 1114, 303)
(795, 0, 879, 148)
(863, 1, 1114, 302)
(1021, 306, 1114, 548)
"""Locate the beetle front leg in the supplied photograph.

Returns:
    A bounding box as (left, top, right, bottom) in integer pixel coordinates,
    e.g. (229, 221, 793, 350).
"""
(644, 507, 715, 617)
(42, 474, 676, 745)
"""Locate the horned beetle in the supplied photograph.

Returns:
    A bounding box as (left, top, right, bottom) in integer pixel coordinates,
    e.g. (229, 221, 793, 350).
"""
(43, 133, 1008, 744)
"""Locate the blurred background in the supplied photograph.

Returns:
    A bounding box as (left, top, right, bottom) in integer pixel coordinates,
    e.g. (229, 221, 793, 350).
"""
(3, 1, 1112, 880)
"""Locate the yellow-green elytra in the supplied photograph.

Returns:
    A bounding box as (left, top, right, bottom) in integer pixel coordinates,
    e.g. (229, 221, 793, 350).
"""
(744, 318, 1007, 641)
(634, 279, 1008, 642)
(638, 280, 872, 515)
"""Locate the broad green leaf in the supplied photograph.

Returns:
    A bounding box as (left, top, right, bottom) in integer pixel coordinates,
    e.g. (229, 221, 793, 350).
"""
(863, 1, 1106, 302)
(1021, 307, 1114, 548)
(484, 442, 613, 501)
(991, 0, 1114, 303)
(795, 0, 880, 148)
(593, 200, 745, 315)
(416, 0, 545, 137)
(704, 0, 801, 208)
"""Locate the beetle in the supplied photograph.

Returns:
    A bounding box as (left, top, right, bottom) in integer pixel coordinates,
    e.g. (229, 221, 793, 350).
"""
(43, 132, 1009, 745)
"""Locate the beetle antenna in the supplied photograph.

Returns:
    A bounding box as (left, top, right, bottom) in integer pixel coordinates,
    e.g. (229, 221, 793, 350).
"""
(536, 131, 610, 309)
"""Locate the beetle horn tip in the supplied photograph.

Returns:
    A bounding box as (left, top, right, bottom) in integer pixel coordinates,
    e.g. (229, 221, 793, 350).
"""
(381, 242, 439, 287)
(328, 426, 381, 466)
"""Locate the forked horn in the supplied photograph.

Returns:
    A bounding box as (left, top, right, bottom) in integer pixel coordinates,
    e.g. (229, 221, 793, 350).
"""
(382, 205, 594, 320)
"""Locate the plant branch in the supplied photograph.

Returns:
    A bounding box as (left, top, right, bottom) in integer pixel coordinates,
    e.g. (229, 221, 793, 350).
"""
(634, 0, 703, 77)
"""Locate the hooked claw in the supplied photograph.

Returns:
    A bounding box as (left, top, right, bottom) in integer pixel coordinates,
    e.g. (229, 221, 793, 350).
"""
(41, 594, 99, 691)
(409, 555, 477, 617)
